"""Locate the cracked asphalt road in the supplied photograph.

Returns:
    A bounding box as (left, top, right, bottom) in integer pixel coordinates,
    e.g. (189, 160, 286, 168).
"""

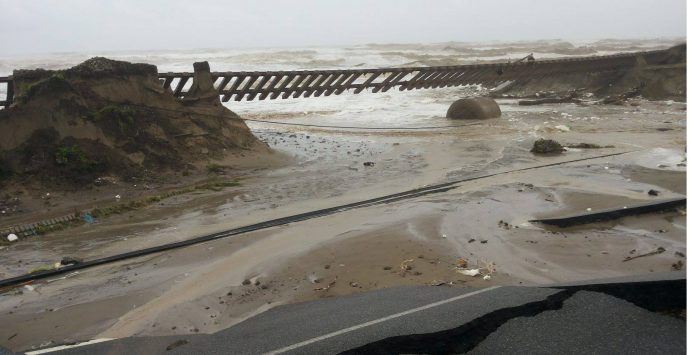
(31, 273, 685, 355)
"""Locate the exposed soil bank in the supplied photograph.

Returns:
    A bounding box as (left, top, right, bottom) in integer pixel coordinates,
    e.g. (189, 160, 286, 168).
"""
(0, 58, 280, 235)
(0, 58, 271, 211)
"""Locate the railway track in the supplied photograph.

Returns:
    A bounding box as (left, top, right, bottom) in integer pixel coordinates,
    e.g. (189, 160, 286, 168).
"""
(0, 47, 676, 108)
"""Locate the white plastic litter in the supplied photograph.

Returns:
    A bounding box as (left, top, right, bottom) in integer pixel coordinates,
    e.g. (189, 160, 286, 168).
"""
(442, 234, 447, 239)
(7, 233, 18, 242)
(483, 275, 491, 281)
(458, 269, 481, 277)
(115, 194, 121, 200)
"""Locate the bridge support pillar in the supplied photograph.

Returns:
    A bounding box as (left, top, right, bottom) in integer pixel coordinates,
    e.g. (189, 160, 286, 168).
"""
(183, 61, 222, 107)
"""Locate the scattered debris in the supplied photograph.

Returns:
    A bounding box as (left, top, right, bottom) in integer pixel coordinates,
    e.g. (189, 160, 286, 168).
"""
(82, 213, 95, 224)
(363, 162, 375, 167)
(307, 274, 322, 284)
(94, 176, 117, 186)
(455, 258, 496, 280)
(468, 238, 476, 243)
(29, 264, 57, 274)
(60, 257, 83, 266)
(672, 260, 684, 271)
(314, 277, 337, 291)
(675, 251, 685, 258)
(242, 279, 251, 285)
(400, 259, 414, 275)
(531, 138, 565, 155)
(6, 233, 18, 242)
(429, 280, 447, 286)
(349, 281, 359, 288)
(623, 247, 666, 262)
(599, 86, 642, 105)
(518, 92, 581, 106)
(648, 189, 660, 196)
(458, 269, 481, 277)
(46, 271, 79, 283)
(565, 143, 614, 149)
(483, 275, 491, 281)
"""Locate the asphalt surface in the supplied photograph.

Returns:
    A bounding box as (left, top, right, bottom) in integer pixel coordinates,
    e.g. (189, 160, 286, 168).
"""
(31, 273, 685, 355)
(469, 290, 685, 354)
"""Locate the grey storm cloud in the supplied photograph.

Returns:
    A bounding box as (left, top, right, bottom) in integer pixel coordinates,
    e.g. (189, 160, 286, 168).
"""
(0, 0, 686, 55)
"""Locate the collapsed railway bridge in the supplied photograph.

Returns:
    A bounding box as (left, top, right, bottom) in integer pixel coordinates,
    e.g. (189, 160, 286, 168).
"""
(0, 44, 685, 108)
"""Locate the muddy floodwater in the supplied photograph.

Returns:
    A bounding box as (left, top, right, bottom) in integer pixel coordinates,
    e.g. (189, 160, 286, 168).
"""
(0, 40, 686, 352)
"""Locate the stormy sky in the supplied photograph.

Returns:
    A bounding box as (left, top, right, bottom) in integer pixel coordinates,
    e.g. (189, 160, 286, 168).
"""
(0, 0, 686, 55)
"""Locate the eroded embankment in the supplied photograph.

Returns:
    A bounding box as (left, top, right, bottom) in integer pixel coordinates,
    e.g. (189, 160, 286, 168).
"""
(0, 58, 268, 191)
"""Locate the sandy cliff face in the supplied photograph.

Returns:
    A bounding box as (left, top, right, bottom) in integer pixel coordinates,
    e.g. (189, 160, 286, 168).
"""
(0, 57, 268, 186)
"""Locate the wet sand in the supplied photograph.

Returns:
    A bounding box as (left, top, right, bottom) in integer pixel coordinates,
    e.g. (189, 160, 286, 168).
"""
(0, 97, 686, 352)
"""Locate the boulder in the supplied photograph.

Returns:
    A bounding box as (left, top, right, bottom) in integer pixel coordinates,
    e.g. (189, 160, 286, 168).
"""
(531, 139, 565, 155)
(446, 97, 501, 119)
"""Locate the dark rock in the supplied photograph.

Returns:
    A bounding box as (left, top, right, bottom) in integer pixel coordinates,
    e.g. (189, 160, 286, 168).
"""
(446, 97, 501, 119)
(363, 162, 375, 167)
(648, 189, 660, 196)
(531, 139, 565, 155)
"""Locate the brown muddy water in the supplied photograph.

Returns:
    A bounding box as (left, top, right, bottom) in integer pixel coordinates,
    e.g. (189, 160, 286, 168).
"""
(0, 96, 686, 352)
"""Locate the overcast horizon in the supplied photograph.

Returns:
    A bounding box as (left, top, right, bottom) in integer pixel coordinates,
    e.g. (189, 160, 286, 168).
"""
(1, 0, 686, 56)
